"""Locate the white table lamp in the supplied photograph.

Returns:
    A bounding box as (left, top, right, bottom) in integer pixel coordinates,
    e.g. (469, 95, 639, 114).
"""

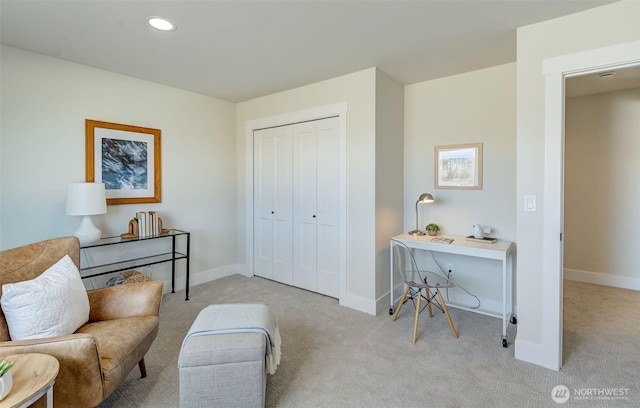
(408, 192, 434, 236)
(66, 182, 107, 245)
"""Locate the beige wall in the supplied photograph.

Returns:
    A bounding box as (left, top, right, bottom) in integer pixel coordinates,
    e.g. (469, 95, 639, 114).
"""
(237, 68, 407, 314)
(516, 0, 640, 359)
(374, 70, 405, 307)
(4, 1, 637, 336)
(236, 68, 380, 313)
(564, 88, 640, 288)
(0, 45, 238, 289)
(404, 63, 517, 314)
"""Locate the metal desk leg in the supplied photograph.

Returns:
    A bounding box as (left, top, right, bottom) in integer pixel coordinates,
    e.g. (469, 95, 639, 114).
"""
(185, 232, 190, 301)
(502, 253, 508, 347)
(389, 244, 395, 315)
(171, 235, 176, 294)
(502, 250, 516, 348)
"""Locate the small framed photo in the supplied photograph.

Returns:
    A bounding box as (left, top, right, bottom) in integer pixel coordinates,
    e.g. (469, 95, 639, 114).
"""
(85, 119, 161, 205)
(435, 143, 483, 190)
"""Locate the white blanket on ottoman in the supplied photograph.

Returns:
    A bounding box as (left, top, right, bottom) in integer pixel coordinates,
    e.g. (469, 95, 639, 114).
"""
(183, 303, 282, 374)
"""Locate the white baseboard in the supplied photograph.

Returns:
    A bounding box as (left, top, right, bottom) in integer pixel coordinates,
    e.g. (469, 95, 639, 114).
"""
(340, 292, 377, 316)
(514, 337, 561, 371)
(164, 264, 380, 317)
(515, 338, 545, 367)
(162, 263, 243, 294)
(382, 284, 402, 315)
(201, 263, 378, 316)
(232, 263, 254, 278)
(564, 268, 640, 290)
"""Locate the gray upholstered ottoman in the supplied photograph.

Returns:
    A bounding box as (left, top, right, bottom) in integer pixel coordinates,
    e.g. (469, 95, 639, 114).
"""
(178, 304, 281, 408)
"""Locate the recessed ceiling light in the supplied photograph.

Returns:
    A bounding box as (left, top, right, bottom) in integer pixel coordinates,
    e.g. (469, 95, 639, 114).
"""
(147, 16, 176, 32)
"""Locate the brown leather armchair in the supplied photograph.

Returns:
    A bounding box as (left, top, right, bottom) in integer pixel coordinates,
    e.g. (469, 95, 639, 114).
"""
(0, 236, 163, 407)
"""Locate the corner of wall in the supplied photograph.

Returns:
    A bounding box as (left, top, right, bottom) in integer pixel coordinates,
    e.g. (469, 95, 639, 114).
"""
(373, 69, 405, 302)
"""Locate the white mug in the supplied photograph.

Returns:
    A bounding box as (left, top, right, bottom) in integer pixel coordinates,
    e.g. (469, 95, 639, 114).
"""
(473, 224, 484, 239)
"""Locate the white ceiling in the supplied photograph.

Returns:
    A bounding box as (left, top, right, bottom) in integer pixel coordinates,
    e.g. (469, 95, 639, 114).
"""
(0, 0, 619, 103)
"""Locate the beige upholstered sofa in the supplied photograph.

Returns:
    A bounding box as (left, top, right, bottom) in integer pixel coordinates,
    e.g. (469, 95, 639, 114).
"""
(0, 236, 163, 407)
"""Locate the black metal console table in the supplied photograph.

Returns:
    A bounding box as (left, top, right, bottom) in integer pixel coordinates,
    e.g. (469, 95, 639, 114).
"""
(80, 229, 191, 300)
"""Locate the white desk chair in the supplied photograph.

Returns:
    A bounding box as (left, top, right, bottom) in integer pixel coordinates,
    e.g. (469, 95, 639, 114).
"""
(391, 239, 458, 343)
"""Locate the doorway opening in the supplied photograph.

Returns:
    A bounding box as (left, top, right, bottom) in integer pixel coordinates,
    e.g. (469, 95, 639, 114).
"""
(562, 66, 640, 365)
(542, 40, 640, 370)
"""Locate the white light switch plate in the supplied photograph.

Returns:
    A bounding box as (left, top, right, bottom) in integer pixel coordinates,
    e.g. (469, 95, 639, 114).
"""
(524, 196, 536, 212)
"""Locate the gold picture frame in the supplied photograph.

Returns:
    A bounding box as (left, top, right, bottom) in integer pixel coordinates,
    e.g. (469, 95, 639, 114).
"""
(435, 143, 483, 190)
(85, 119, 161, 205)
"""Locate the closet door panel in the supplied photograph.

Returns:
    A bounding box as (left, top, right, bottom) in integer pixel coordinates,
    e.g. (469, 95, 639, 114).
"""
(293, 122, 318, 291)
(254, 130, 275, 279)
(271, 127, 294, 285)
(316, 117, 340, 297)
(256, 116, 341, 298)
(253, 127, 293, 284)
(317, 225, 339, 297)
(296, 221, 317, 291)
(255, 218, 273, 279)
(295, 123, 317, 216)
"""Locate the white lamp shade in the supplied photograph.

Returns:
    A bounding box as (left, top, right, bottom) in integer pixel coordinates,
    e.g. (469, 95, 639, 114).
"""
(66, 183, 107, 216)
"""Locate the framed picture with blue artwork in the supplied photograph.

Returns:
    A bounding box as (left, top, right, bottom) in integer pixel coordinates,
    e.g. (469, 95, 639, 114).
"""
(85, 119, 161, 205)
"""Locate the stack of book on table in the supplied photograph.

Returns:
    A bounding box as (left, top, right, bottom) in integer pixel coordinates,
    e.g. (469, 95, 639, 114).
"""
(135, 211, 161, 237)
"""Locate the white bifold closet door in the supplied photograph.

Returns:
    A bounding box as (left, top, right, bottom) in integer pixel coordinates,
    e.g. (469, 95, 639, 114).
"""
(254, 117, 340, 298)
(293, 118, 340, 297)
(254, 125, 294, 285)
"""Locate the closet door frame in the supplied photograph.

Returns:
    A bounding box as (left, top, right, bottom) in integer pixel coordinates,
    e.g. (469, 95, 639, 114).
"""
(244, 102, 347, 301)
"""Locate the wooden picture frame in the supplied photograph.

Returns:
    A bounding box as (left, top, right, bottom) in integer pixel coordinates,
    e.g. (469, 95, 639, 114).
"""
(86, 119, 161, 205)
(434, 143, 483, 190)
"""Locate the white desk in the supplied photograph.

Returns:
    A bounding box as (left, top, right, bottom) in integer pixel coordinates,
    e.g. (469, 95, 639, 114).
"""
(389, 233, 515, 347)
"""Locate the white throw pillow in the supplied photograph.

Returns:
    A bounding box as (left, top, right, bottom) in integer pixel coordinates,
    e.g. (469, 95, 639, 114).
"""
(1, 254, 90, 340)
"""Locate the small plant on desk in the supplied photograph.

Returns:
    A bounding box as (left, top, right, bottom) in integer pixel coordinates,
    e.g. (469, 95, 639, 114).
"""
(0, 359, 14, 401)
(0, 360, 14, 377)
(426, 223, 440, 236)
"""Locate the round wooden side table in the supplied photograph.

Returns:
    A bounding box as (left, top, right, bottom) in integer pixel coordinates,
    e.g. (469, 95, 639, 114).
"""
(0, 353, 59, 408)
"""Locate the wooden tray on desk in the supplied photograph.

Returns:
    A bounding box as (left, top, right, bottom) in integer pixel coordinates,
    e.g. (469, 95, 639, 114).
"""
(465, 235, 498, 243)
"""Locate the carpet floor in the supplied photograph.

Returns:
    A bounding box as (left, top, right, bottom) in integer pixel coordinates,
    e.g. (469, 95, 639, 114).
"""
(99, 275, 639, 407)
